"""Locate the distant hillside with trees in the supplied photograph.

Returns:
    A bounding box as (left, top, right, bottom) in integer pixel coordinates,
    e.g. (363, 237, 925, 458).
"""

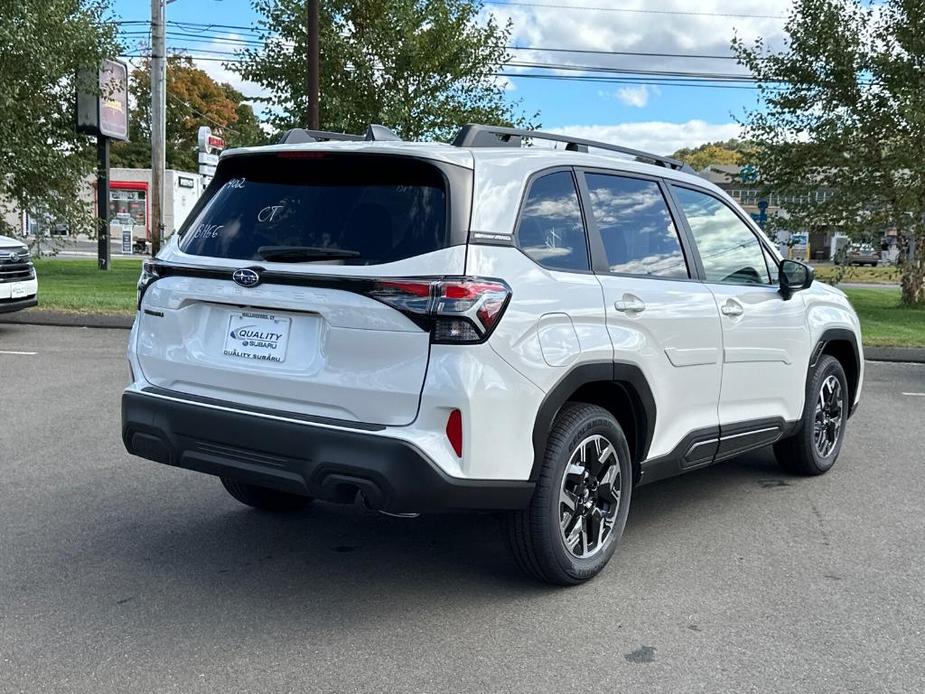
(670, 139, 755, 170)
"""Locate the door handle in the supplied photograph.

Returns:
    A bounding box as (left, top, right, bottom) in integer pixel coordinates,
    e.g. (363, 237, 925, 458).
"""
(615, 295, 646, 314)
(721, 299, 744, 317)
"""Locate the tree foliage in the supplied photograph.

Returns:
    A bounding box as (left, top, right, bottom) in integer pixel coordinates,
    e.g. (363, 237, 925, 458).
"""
(0, 0, 119, 238)
(112, 56, 267, 172)
(671, 139, 755, 171)
(734, 0, 925, 305)
(234, 0, 533, 140)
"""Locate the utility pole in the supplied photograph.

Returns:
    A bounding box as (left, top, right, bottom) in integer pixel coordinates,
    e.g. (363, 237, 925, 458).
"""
(306, 0, 319, 129)
(150, 0, 167, 256)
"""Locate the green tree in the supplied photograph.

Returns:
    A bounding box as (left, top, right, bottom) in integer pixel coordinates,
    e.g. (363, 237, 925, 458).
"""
(734, 0, 925, 305)
(0, 0, 119, 238)
(671, 139, 755, 171)
(234, 0, 532, 140)
(112, 56, 266, 171)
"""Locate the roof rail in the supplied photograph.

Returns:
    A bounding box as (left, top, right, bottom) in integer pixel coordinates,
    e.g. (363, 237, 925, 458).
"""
(451, 124, 691, 172)
(277, 124, 402, 145)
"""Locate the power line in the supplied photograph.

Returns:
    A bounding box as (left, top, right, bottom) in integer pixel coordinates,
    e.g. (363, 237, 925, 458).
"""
(483, 1, 788, 19)
(117, 22, 746, 62)
(495, 72, 772, 90)
(508, 45, 738, 60)
(507, 60, 757, 82)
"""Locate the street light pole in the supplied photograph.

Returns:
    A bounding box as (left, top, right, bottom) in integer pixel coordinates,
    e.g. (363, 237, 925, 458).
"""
(306, 0, 319, 129)
(150, 0, 166, 257)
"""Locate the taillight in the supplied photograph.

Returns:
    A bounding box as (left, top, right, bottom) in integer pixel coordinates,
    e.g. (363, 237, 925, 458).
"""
(446, 409, 463, 457)
(368, 277, 511, 344)
(136, 261, 160, 310)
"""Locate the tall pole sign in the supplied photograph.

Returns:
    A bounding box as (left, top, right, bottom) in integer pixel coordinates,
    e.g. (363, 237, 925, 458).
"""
(77, 59, 129, 271)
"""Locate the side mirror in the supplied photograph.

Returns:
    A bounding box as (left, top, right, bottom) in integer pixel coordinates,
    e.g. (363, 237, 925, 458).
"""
(779, 259, 814, 299)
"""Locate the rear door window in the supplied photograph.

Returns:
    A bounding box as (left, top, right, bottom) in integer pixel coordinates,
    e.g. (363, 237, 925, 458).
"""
(180, 154, 449, 265)
(515, 171, 590, 272)
(584, 173, 689, 278)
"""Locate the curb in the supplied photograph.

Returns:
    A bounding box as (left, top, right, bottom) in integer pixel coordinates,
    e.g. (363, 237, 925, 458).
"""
(3, 310, 925, 363)
(0, 309, 133, 330)
(864, 347, 925, 364)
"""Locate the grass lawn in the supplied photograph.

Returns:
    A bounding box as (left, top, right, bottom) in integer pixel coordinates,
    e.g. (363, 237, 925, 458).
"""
(24, 259, 925, 347)
(813, 263, 900, 285)
(33, 258, 141, 314)
(843, 287, 925, 347)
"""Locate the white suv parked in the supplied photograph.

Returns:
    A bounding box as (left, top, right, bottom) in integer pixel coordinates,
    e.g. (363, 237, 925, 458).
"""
(0, 235, 38, 313)
(122, 125, 863, 585)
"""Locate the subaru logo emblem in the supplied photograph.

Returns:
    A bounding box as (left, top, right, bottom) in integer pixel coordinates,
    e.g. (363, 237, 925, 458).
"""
(233, 268, 261, 288)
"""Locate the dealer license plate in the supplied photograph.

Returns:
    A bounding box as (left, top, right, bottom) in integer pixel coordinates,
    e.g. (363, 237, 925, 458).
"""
(222, 311, 291, 363)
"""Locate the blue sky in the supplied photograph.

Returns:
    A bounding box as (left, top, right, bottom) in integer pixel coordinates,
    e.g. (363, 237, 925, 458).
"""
(110, 0, 793, 153)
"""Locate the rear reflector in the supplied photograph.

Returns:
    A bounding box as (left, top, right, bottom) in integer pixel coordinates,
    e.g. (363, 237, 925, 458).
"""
(446, 409, 463, 457)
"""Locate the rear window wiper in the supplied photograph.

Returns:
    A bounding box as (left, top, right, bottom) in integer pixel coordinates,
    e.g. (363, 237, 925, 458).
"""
(256, 245, 361, 262)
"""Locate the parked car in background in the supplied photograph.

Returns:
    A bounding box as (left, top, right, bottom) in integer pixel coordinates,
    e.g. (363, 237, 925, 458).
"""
(844, 243, 880, 266)
(0, 235, 38, 313)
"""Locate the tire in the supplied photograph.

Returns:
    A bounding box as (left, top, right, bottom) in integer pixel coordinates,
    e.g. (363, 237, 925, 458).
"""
(220, 477, 313, 512)
(773, 355, 849, 475)
(505, 403, 633, 585)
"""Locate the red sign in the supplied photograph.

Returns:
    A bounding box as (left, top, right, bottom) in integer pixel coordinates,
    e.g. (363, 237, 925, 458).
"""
(208, 134, 225, 150)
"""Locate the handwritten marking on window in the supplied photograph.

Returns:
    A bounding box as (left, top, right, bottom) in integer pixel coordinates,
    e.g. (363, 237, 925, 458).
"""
(257, 205, 284, 223)
(191, 223, 224, 239)
(226, 178, 246, 189)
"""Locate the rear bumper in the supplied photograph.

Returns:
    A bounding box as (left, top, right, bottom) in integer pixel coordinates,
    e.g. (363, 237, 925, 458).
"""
(121, 389, 534, 513)
(0, 295, 37, 314)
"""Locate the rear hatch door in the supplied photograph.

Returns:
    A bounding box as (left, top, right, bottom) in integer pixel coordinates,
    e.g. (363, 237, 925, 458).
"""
(135, 150, 472, 426)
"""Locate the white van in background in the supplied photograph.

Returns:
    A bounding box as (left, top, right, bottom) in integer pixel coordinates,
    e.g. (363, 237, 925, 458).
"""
(0, 235, 37, 313)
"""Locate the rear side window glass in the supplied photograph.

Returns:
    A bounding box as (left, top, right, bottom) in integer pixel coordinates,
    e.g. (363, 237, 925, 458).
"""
(515, 171, 590, 272)
(584, 173, 688, 278)
(672, 186, 771, 285)
(179, 154, 448, 265)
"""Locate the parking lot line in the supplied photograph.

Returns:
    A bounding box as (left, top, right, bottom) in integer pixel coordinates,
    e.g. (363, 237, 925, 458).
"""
(902, 392, 925, 397)
(0, 350, 37, 355)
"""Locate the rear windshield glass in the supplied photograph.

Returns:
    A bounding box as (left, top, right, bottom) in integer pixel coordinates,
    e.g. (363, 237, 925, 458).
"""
(179, 153, 448, 265)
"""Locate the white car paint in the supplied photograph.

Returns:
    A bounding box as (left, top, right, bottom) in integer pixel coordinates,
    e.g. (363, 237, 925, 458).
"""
(126, 140, 863, 485)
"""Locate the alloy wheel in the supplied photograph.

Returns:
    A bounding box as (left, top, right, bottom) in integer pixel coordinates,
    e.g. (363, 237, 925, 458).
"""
(814, 374, 844, 458)
(558, 434, 622, 559)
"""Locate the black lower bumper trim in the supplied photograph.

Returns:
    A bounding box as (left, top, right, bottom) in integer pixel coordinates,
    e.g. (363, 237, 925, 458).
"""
(0, 296, 37, 314)
(122, 391, 534, 513)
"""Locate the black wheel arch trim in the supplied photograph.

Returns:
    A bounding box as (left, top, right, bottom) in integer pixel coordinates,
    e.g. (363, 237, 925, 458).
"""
(530, 361, 657, 482)
(811, 328, 861, 418)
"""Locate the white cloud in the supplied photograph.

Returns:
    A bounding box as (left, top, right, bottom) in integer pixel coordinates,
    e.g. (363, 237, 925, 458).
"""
(489, 0, 794, 78)
(614, 85, 656, 108)
(187, 35, 268, 100)
(550, 120, 743, 156)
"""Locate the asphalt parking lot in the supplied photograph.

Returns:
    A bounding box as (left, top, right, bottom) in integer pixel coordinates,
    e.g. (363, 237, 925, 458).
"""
(1, 323, 923, 693)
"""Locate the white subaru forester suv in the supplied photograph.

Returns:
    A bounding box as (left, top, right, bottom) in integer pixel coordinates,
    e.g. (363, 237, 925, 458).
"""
(123, 125, 863, 585)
